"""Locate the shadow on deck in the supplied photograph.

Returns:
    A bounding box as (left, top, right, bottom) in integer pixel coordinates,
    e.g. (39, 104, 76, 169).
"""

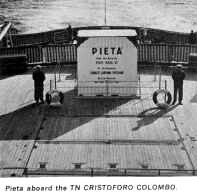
(0, 88, 141, 141)
(133, 105, 178, 131)
(0, 85, 164, 141)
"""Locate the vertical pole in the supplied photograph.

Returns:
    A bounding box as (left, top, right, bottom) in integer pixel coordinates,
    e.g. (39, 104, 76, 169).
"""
(164, 80, 167, 101)
(59, 63, 61, 81)
(104, 0, 107, 25)
(165, 80, 167, 90)
(50, 80, 52, 91)
(76, 71, 78, 96)
(58, 49, 61, 82)
(58, 60, 61, 82)
(154, 62, 157, 81)
(138, 75, 141, 97)
(158, 65, 161, 89)
(54, 71, 57, 89)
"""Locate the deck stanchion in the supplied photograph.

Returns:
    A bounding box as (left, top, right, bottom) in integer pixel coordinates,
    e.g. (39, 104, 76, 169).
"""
(50, 80, 52, 91)
(154, 62, 157, 81)
(158, 65, 162, 89)
(54, 71, 57, 89)
(165, 80, 167, 90)
(56, 60, 61, 82)
(57, 50, 61, 82)
(138, 75, 141, 97)
(165, 80, 167, 101)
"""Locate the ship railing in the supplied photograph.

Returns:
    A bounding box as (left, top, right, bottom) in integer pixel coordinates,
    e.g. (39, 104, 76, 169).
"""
(0, 45, 43, 64)
(1, 43, 197, 68)
(0, 44, 77, 64)
(138, 43, 197, 65)
(42, 44, 77, 65)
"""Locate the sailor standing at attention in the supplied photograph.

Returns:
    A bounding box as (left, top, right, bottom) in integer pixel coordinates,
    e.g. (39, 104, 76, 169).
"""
(32, 65, 45, 104)
(171, 64, 185, 105)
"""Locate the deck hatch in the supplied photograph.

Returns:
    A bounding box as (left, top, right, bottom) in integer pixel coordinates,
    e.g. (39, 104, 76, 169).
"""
(25, 115, 194, 175)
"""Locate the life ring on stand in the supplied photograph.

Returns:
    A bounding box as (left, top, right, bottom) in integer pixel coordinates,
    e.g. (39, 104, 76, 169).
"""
(45, 90, 64, 105)
(152, 89, 172, 109)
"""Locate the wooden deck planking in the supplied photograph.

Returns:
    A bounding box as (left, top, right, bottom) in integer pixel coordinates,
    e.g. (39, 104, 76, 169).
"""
(44, 94, 156, 117)
(0, 74, 44, 176)
(0, 115, 12, 138)
(171, 104, 197, 170)
(27, 143, 193, 172)
(2, 68, 197, 175)
(0, 169, 23, 177)
(0, 106, 43, 173)
(0, 140, 34, 176)
(37, 116, 178, 141)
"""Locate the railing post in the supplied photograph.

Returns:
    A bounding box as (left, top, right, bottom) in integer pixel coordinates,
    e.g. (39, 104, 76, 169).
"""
(138, 75, 141, 97)
(154, 62, 157, 81)
(50, 79, 52, 91)
(58, 61, 61, 82)
(164, 80, 168, 101)
(165, 80, 167, 90)
(57, 46, 61, 82)
(54, 72, 57, 89)
(158, 65, 162, 89)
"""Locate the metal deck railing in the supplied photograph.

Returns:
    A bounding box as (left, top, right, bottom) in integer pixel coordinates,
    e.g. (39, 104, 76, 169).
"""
(1, 43, 197, 66)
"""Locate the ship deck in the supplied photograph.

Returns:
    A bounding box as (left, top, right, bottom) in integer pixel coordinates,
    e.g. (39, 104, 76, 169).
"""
(1, 67, 197, 176)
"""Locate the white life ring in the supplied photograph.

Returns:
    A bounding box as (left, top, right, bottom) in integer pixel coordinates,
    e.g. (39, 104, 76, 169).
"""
(152, 89, 172, 109)
(46, 90, 64, 105)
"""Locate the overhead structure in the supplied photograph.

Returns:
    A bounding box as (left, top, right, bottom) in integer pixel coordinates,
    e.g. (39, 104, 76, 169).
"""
(0, 22, 13, 47)
(77, 29, 138, 97)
